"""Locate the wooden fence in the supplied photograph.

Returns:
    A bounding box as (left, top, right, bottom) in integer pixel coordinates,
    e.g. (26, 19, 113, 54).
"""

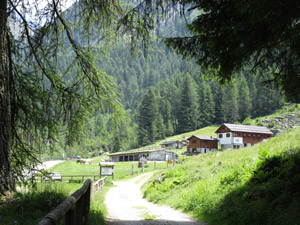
(38, 176, 106, 225)
(40, 175, 102, 183)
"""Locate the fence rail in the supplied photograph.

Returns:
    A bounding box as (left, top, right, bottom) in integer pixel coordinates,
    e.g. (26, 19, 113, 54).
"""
(91, 176, 106, 200)
(39, 175, 102, 183)
(38, 176, 106, 225)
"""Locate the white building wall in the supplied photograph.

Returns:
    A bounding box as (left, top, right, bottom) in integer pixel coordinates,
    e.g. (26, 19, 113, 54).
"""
(217, 132, 233, 145)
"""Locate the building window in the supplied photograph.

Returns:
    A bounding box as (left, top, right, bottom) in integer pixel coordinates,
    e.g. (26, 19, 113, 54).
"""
(192, 140, 197, 144)
(243, 134, 246, 136)
(226, 133, 230, 137)
(258, 134, 261, 137)
(219, 134, 223, 138)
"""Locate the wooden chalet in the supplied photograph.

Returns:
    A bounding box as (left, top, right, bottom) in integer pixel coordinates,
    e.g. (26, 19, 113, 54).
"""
(215, 123, 273, 150)
(187, 135, 218, 155)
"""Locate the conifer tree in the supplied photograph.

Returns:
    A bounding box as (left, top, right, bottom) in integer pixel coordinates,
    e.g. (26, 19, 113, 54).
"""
(198, 80, 215, 127)
(238, 75, 252, 121)
(214, 86, 226, 124)
(224, 83, 239, 123)
(137, 88, 157, 146)
(176, 73, 198, 133)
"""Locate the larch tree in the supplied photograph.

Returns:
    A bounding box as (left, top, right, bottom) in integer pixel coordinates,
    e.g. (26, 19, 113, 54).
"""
(0, 0, 154, 194)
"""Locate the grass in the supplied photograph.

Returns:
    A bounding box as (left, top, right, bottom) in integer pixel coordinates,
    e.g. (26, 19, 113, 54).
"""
(0, 154, 174, 225)
(0, 184, 72, 225)
(142, 126, 300, 225)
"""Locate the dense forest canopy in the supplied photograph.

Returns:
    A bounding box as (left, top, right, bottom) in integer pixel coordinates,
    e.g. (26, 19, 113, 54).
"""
(164, 0, 300, 102)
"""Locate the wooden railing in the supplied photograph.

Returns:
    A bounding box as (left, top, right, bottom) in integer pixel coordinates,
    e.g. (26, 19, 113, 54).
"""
(39, 175, 102, 183)
(91, 177, 106, 200)
(38, 177, 106, 225)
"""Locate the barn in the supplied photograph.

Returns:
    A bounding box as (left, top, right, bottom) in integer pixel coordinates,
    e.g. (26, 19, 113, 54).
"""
(108, 149, 177, 162)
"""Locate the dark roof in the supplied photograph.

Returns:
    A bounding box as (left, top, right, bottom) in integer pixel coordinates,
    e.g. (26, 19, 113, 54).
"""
(216, 123, 273, 135)
(160, 140, 179, 145)
(108, 149, 167, 156)
(187, 135, 218, 141)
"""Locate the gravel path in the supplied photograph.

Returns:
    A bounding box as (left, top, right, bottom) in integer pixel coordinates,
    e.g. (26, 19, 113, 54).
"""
(105, 173, 207, 225)
(37, 160, 65, 170)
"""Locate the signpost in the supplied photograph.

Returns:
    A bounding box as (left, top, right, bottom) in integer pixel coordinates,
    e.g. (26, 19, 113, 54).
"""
(99, 162, 115, 179)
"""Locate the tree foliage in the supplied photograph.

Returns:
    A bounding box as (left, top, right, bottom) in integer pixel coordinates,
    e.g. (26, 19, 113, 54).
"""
(164, 0, 300, 102)
(0, 0, 151, 193)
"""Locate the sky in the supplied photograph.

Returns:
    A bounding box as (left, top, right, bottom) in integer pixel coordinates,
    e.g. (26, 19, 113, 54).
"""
(15, 0, 76, 26)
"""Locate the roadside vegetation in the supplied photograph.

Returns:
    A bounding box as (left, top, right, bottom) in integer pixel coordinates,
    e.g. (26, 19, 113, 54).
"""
(0, 156, 169, 225)
(1, 106, 299, 225)
(143, 127, 300, 225)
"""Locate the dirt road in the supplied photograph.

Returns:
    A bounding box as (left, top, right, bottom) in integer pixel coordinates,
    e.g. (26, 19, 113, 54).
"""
(105, 173, 206, 225)
(37, 160, 64, 170)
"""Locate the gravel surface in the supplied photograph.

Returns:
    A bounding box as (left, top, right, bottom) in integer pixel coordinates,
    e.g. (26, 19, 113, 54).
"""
(37, 160, 64, 170)
(105, 173, 207, 225)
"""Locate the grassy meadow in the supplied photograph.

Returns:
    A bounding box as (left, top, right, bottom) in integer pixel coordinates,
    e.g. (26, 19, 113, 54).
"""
(0, 155, 173, 225)
(1, 106, 299, 225)
(142, 127, 300, 225)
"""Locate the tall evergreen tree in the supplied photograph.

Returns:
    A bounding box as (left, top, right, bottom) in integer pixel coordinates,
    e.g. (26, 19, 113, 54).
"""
(176, 73, 198, 133)
(137, 88, 157, 146)
(198, 80, 215, 127)
(224, 83, 239, 123)
(214, 86, 226, 124)
(161, 99, 174, 136)
(238, 75, 252, 121)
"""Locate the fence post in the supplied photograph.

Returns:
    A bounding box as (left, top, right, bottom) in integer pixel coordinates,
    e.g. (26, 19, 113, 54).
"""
(132, 162, 134, 175)
(142, 162, 144, 172)
(154, 161, 156, 170)
(65, 207, 75, 225)
(83, 181, 91, 225)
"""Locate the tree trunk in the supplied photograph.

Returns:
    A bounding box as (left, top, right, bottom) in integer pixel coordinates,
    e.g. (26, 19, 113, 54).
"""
(0, 0, 13, 194)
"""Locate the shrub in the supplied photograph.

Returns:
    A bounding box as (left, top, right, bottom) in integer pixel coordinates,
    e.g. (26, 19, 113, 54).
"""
(242, 117, 252, 125)
(267, 121, 275, 128)
(256, 121, 264, 126)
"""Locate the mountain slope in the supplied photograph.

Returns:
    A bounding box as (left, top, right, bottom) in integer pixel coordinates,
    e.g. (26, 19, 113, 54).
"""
(143, 126, 300, 225)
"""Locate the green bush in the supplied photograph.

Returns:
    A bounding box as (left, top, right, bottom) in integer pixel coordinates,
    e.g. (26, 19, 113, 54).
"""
(242, 117, 252, 125)
(267, 121, 275, 128)
(256, 121, 264, 126)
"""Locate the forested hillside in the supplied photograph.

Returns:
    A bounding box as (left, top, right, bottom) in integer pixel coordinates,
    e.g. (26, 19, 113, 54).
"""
(57, 13, 285, 158)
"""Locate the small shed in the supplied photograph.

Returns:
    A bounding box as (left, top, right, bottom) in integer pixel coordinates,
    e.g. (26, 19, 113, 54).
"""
(160, 140, 182, 149)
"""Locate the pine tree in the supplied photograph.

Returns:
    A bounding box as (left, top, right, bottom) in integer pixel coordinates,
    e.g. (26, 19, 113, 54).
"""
(224, 83, 239, 123)
(198, 80, 215, 127)
(176, 73, 198, 133)
(214, 86, 226, 124)
(238, 75, 252, 121)
(137, 88, 157, 146)
(161, 99, 174, 136)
